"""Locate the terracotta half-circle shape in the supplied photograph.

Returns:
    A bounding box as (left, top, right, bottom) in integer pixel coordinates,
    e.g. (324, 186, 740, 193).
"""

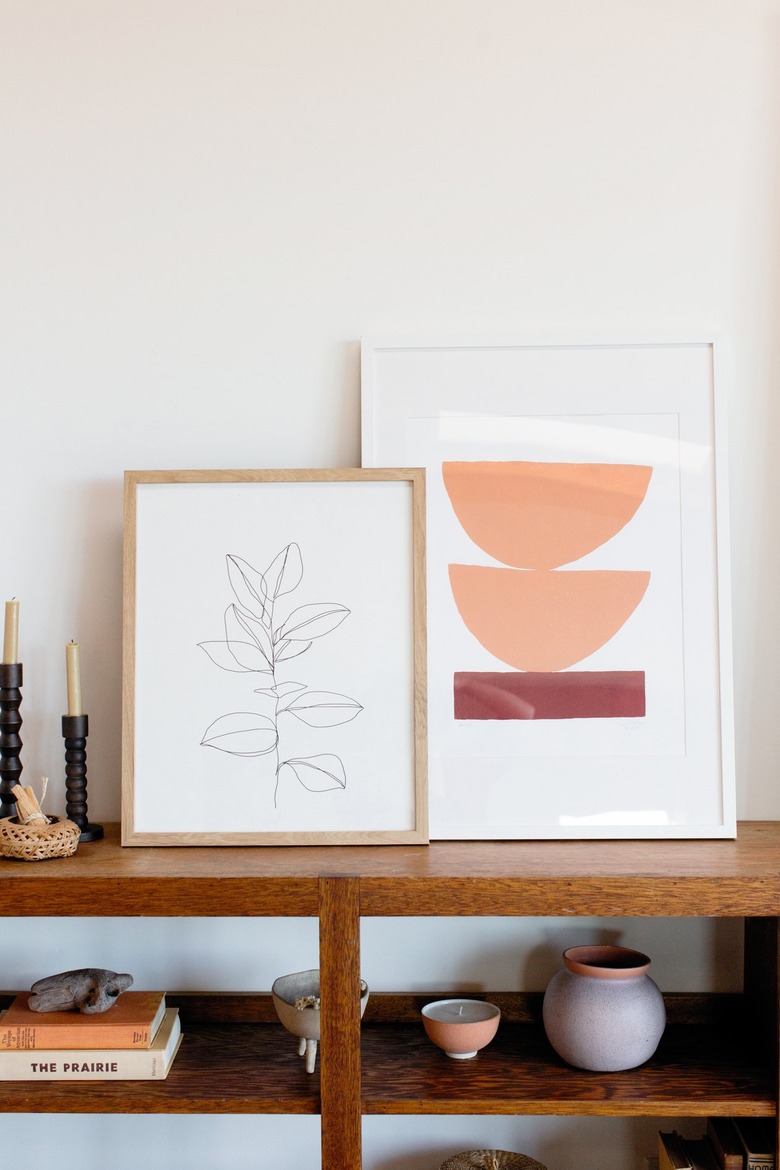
(449, 564, 651, 672)
(443, 461, 652, 569)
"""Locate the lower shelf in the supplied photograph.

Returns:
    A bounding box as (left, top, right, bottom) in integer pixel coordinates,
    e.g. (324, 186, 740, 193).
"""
(360, 993, 776, 1119)
(0, 1021, 321, 1115)
(0, 993, 319, 1115)
(0, 992, 773, 1119)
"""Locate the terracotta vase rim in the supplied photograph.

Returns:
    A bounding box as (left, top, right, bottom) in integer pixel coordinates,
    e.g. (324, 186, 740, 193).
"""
(562, 944, 651, 979)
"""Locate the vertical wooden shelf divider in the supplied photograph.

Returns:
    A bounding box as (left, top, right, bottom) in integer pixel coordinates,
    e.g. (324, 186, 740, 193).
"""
(319, 874, 362, 1170)
(744, 916, 780, 1154)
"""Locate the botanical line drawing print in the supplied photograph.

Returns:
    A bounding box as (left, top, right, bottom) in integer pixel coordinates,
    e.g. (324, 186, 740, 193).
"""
(197, 542, 363, 807)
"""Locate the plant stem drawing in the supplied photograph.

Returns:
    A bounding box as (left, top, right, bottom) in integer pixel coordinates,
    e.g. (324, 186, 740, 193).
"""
(198, 543, 363, 807)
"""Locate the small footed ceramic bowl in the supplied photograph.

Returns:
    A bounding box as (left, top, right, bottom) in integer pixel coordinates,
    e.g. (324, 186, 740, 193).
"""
(421, 998, 501, 1059)
(272, 968, 369, 1073)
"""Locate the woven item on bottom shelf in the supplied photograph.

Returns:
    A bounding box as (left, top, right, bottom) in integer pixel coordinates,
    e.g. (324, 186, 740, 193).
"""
(0, 815, 80, 861)
(440, 1153, 548, 1170)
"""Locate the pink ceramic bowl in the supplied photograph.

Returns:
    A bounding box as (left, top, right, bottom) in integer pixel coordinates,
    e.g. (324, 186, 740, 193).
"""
(421, 998, 501, 1059)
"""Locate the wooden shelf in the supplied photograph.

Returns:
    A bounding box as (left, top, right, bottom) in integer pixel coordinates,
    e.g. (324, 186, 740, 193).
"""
(4, 822, 780, 918)
(4, 822, 780, 1170)
(0, 1022, 319, 1115)
(2, 993, 771, 1122)
(361, 1002, 775, 1118)
(0, 995, 319, 1115)
(3, 1024, 769, 1120)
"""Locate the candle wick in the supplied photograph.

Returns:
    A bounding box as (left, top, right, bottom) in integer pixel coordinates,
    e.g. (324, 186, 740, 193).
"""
(458, 1005, 463, 1015)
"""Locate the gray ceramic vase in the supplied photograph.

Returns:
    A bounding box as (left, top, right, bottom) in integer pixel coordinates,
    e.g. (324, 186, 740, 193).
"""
(542, 944, 665, 1072)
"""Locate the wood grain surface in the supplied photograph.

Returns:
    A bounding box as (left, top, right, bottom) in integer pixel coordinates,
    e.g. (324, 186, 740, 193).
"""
(0, 991, 771, 1120)
(3, 822, 780, 917)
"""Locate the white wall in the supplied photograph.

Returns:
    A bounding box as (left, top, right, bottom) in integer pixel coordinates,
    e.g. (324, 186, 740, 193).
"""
(2, 2, 779, 1167)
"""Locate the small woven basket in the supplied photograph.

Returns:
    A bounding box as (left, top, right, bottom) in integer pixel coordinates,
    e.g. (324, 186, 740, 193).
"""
(440, 1154, 548, 1170)
(0, 815, 80, 861)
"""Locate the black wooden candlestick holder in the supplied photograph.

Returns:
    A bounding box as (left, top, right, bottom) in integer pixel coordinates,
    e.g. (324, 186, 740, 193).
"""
(62, 713, 103, 841)
(0, 662, 23, 819)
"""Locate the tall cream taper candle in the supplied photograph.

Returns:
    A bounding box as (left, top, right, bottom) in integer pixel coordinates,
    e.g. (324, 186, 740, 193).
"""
(65, 641, 83, 716)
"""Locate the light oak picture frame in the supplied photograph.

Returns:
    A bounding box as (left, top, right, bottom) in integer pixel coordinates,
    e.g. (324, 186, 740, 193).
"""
(122, 468, 427, 845)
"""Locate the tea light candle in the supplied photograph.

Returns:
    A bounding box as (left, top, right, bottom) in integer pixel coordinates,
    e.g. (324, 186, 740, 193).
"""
(66, 641, 83, 716)
(3, 599, 19, 664)
(424, 1000, 495, 1023)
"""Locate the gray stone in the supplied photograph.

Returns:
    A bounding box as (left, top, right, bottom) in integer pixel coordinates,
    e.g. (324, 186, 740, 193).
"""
(28, 968, 134, 1014)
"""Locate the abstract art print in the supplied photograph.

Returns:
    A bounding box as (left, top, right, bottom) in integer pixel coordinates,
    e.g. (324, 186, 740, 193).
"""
(362, 338, 735, 839)
(122, 468, 427, 845)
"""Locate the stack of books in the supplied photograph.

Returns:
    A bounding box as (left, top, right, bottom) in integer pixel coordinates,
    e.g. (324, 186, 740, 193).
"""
(659, 1118, 775, 1170)
(0, 990, 181, 1080)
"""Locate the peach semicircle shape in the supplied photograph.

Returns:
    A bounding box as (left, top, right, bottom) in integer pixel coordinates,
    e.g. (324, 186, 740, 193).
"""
(442, 461, 652, 569)
(449, 564, 651, 672)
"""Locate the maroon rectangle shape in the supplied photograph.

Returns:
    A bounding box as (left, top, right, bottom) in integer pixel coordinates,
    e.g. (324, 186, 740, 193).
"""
(454, 671, 646, 720)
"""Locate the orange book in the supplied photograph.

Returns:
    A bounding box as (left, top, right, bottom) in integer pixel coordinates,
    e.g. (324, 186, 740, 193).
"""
(0, 991, 166, 1050)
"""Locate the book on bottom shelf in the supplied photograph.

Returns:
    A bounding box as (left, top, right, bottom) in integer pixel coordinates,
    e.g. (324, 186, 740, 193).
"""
(660, 1120, 776, 1170)
(732, 1118, 775, 1170)
(707, 1117, 747, 1170)
(0, 990, 166, 1050)
(658, 1131, 718, 1170)
(0, 1007, 181, 1079)
(659, 1130, 691, 1170)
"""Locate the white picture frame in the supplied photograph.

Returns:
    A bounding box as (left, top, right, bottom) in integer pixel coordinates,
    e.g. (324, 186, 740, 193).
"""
(362, 337, 735, 839)
(122, 468, 428, 845)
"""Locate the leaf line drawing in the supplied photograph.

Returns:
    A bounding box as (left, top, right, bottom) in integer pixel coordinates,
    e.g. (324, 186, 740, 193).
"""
(198, 542, 363, 807)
